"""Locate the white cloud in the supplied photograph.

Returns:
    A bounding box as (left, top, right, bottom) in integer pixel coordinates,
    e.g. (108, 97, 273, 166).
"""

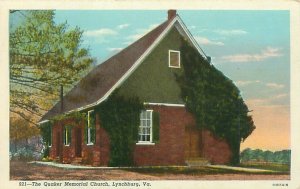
(117, 24, 130, 29)
(127, 34, 144, 41)
(84, 28, 118, 37)
(273, 93, 288, 99)
(194, 36, 224, 46)
(266, 83, 285, 89)
(126, 23, 159, 41)
(122, 41, 132, 46)
(107, 47, 123, 52)
(246, 93, 289, 107)
(189, 25, 196, 29)
(220, 47, 283, 63)
(214, 29, 248, 35)
(235, 80, 261, 86)
(234, 80, 285, 90)
(198, 28, 209, 33)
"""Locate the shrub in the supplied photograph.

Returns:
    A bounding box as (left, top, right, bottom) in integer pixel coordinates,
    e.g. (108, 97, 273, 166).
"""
(10, 147, 42, 161)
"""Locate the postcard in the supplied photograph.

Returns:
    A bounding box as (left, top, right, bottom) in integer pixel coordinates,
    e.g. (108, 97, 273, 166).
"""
(1, 0, 300, 189)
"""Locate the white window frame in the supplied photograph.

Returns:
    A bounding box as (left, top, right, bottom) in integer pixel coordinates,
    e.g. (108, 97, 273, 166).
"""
(64, 126, 71, 146)
(48, 127, 52, 147)
(87, 110, 94, 145)
(137, 110, 154, 145)
(168, 50, 181, 68)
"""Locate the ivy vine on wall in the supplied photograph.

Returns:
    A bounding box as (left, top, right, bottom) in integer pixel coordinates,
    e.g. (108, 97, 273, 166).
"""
(95, 92, 143, 167)
(176, 40, 256, 165)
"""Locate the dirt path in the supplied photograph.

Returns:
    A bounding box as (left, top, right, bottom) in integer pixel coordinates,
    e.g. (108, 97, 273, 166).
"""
(10, 161, 290, 180)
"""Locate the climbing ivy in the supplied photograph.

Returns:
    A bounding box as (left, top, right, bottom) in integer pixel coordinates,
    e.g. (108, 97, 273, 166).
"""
(176, 41, 256, 165)
(51, 111, 87, 126)
(39, 121, 52, 158)
(95, 92, 143, 167)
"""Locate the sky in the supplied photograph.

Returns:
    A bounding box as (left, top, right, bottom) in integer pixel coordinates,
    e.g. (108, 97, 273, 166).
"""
(53, 10, 290, 151)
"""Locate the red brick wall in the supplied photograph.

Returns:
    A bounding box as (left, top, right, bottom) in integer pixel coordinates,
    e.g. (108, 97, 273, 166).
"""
(133, 105, 232, 166)
(49, 114, 110, 166)
(133, 105, 194, 166)
(50, 119, 79, 164)
(99, 126, 110, 166)
(49, 106, 232, 166)
(202, 130, 232, 164)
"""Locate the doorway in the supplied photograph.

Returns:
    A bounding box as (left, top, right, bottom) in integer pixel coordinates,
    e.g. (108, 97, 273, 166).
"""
(75, 128, 82, 157)
(185, 125, 202, 159)
(56, 131, 61, 157)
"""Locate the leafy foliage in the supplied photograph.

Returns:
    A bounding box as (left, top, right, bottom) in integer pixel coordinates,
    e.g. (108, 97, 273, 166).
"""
(177, 41, 256, 165)
(9, 10, 93, 124)
(39, 121, 52, 157)
(10, 117, 40, 142)
(96, 92, 143, 167)
(152, 112, 160, 143)
(10, 146, 41, 161)
(51, 111, 87, 126)
(241, 148, 291, 164)
(10, 117, 41, 159)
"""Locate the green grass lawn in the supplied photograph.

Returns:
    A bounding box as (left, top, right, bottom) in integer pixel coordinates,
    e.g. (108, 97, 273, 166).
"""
(123, 165, 289, 176)
(239, 162, 290, 173)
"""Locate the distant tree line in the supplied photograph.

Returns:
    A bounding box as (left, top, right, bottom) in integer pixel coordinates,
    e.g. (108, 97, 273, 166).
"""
(240, 148, 291, 164)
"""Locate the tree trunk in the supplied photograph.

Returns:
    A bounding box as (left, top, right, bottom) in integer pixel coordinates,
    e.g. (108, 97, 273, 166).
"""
(229, 138, 241, 165)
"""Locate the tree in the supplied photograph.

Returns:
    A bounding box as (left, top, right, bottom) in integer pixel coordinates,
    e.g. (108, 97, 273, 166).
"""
(10, 117, 40, 152)
(177, 40, 256, 165)
(252, 149, 264, 161)
(9, 10, 93, 124)
(240, 148, 253, 162)
(264, 150, 274, 162)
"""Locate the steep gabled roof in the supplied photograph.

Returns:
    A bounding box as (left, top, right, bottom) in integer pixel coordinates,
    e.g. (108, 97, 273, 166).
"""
(40, 13, 208, 123)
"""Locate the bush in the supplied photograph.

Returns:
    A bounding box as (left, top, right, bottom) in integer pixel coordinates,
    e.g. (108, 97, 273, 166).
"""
(10, 147, 42, 161)
(42, 156, 53, 162)
(42, 146, 50, 158)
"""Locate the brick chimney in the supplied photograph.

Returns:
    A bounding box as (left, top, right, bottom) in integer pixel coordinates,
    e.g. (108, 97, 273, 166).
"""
(168, 9, 176, 20)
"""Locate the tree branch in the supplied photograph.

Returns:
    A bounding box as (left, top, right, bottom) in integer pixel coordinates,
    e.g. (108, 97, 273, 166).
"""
(10, 109, 38, 126)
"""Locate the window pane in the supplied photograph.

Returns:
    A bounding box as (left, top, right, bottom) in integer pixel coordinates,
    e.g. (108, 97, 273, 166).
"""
(145, 135, 150, 141)
(91, 126, 95, 143)
(146, 120, 151, 127)
(140, 111, 146, 119)
(170, 51, 180, 67)
(138, 110, 153, 142)
(146, 111, 151, 119)
(142, 135, 145, 141)
(140, 119, 143, 127)
(67, 127, 71, 145)
(142, 120, 146, 126)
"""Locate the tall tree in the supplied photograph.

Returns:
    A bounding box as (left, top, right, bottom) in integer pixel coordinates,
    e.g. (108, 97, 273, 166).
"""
(9, 10, 93, 124)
